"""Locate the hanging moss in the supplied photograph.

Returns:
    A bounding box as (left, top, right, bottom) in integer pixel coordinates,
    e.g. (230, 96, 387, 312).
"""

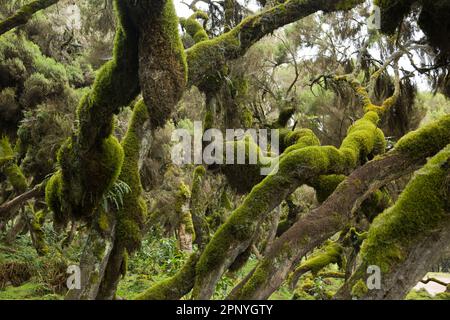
(126, 0, 187, 128)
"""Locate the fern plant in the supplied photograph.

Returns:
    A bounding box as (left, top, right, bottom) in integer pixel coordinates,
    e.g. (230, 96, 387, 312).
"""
(102, 180, 131, 212)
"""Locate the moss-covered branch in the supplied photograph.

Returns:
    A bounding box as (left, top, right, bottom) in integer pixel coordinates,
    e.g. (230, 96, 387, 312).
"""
(96, 100, 150, 300)
(230, 114, 450, 299)
(0, 0, 59, 36)
(193, 109, 387, 299)
(180, 11, 209, 43)
(337, 145, 450, 300)
(186, 0, 364, 92)
(126, 0, 187, 128)
(289, 240, 344, 289)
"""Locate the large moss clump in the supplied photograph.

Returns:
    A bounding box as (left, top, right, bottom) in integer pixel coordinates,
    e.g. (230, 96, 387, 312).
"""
(0, 136, 27, 193)
(126, 0, 187, 128)
(180, 11, 209, 44)
(194, 110, 385, 296)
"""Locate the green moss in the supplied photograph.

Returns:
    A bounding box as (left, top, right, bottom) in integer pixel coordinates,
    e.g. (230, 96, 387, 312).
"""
(222, 135, 275, 193)
(395, 114, 450, 159)
(47, 0, 139, 224)
(177, 182, 195, 237)
(0, 136, 27, 193)
(128, 0, 187, 128)
(45, 170, 63, 224)
(4, 163, 27, 192)
(186, 26, 240, 93)
(309, 175, 346, 203)
(282, 129, 321, 154)
(180, 12, 209, 44)
(197, 110, 387, 286)
(97, 210, 110, 232)
(351, 279, 368, 298)
(0, 282, 52, 300)
(359, 144, 450, 274)
(293, 241, 343, 275)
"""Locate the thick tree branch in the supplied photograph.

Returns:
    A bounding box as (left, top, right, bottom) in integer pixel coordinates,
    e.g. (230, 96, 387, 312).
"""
(186, 0, 364, 91)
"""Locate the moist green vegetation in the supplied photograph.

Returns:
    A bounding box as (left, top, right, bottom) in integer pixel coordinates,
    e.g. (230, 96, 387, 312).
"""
(293, 241, 344, 276)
